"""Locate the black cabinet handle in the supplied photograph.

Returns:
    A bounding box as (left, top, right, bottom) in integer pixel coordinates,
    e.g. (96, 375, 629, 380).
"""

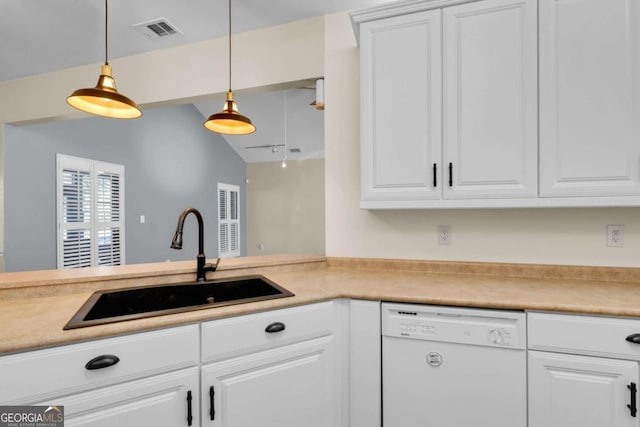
(448, 162, 453, 187)
(209, 386, 216, 420)
(187, 390, 193, 426)
(85, 354, 120, 370)
(265, 322, 286, 333)
(629, 383, 637, 417)
(626, 334, 640, 344)
(433, 163, 437, 187)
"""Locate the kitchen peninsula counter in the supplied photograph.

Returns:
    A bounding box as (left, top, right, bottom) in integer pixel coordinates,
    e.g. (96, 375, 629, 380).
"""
(2, 254, 640, 354)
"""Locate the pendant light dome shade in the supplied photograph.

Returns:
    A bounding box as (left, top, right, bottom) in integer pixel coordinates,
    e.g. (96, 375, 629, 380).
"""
(66, 0, 141, 119)
(204, 90, 256, 134)
(204, 0, 255, 135)
(67, 65, 142, 119)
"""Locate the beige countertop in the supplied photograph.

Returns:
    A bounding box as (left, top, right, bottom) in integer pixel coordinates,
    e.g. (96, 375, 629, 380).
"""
(2, 254, 640, 355)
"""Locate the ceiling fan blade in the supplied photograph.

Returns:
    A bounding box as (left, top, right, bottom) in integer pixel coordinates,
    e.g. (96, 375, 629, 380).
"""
(243, 144, 285, 150)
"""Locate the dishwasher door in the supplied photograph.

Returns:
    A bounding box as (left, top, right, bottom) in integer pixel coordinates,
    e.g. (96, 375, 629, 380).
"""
(382, 303, 526, 427)
(383, 337, 526, 427)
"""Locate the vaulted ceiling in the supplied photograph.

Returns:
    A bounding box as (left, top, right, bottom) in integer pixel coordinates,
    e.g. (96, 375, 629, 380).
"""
(1, 0, 394, 82)
(2, 0, 396, 163)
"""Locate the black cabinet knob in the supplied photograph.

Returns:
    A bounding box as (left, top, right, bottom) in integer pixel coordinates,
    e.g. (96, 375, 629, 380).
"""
(85, 354, 120, 370)
(626, 334, 640, 344)
(265, 322, 286, 333)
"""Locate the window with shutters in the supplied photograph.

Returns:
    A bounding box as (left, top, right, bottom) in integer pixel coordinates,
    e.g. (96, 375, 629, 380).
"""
(56, 154, 125, 269)
(218, 182, 240, 258)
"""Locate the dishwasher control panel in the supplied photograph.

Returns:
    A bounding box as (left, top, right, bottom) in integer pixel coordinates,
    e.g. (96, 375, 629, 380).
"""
(383, 303, 526, 349)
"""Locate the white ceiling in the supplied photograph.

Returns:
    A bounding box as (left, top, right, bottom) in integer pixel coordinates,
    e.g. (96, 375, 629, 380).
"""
(0, 0, 396, 82)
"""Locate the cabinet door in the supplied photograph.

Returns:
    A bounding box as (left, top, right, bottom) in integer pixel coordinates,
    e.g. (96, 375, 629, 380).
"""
(443, 0, 538, 199)
(529, 351, 639, 427)
(360, 10, 442, 203)
(201, 335, 335, 427)
(36, 368, 200, 427)
(539, 0, 640, 197)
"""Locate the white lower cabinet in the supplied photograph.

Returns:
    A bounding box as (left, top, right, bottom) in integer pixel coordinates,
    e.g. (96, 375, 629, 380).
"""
(42, 368, 200, 427)
(200, 301, 342, 427)
(26, 299, 640, 427)
(528, 312, 640, 427)
(201, 336, 334, 427)
(0, 302, 345, 427)
(0, 324, 200, 427)
(529, 351, 638, 427)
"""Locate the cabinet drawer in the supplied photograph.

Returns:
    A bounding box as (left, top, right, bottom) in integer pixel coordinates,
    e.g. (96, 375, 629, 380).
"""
(0, 324, 199, 404)
(528, 312, 640, 360)
(201, 301, 336, 362)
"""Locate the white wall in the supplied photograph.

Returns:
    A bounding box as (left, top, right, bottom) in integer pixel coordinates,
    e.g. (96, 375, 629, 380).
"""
(4, 104, 246, 271)
(246, 159, 325, 256)
(0, 17, 325, 255)
(2, 12, 639, 269)
(323, 12, 640, 267)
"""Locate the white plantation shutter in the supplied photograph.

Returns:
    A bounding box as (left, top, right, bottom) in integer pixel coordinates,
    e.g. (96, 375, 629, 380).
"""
(60, 163, 92, 268)
(229, 189, 239, 253)
(57, 155, 125, 269)
(95, 167, 123, 266)
(218, 183, 240, 258)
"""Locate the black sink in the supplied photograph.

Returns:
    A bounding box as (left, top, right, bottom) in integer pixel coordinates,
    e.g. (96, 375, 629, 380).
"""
(64, 275, 294, 329)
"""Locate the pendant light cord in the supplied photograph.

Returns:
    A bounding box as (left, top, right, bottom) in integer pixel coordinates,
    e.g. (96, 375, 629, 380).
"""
(104, 0, 109, 65)
(227, 0, 232, 91)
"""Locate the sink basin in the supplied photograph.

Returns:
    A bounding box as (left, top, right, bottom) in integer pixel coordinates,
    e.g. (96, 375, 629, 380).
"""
(64, 275, 294, 329)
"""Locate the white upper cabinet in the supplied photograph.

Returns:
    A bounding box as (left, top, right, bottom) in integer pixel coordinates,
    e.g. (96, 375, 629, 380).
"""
(353, 0, 640, 208)
(360, 10, 442, 203)
(539, 0, 640, 197)
(443, 0, 538, 199)
(357, 0, 537, 208)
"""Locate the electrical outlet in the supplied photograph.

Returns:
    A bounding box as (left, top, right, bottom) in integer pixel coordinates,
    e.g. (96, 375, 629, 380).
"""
(607, 224, 624, 247)
(438, 225, 452, 245)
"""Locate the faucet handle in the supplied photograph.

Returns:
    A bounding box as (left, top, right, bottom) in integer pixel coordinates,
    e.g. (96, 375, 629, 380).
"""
(204, 258, 221, 273)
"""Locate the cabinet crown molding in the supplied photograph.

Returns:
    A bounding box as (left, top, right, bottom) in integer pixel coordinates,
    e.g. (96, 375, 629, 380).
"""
(350, 0, 482, 41)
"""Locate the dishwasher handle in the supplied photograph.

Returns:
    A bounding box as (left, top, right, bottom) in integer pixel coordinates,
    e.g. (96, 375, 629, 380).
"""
(437, 313, 462, 318)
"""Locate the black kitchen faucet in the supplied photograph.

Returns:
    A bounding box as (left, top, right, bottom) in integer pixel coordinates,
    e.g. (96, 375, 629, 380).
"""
(170, 207, 219, 282)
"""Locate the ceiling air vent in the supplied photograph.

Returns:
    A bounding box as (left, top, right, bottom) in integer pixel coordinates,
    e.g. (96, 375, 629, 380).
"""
(133, 18, 182, 39)
(289, 148, 301, 153)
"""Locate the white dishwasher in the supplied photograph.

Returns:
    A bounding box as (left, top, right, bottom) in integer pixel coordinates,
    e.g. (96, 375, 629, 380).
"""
(382, 302, 527, 427)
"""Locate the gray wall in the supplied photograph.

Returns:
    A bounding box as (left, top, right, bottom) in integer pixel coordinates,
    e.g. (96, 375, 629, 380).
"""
(4, 104, 247, 272)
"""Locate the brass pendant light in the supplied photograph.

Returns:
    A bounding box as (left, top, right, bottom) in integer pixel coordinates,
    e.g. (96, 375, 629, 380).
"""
(204, 0, 256, 135)
(67, 0, 142, 119)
